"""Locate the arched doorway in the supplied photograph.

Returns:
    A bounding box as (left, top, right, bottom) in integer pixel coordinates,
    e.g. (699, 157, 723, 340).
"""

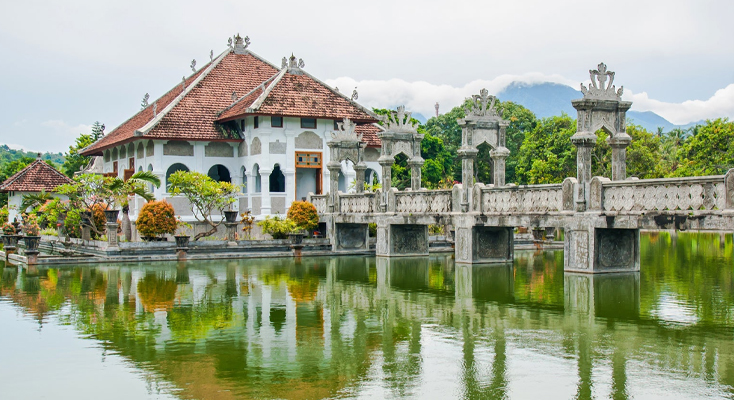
(166, 163, 189, 191)
(207, 164, 231, 183)
(270, 164, 285, 192)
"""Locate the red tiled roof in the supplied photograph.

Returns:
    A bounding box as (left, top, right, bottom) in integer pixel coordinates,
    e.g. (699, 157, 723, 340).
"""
(217, 70, 377, 123)
(0, 158, 73, 192)
(356, 123, 383, 147)
(81, 51, 279, 156)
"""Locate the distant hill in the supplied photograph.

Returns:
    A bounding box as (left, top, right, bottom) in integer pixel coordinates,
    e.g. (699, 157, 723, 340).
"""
(496, 82, 694, 132)
(0, 144, 65, 167)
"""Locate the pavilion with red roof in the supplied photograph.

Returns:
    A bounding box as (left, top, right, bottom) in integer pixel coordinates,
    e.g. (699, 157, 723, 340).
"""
(0, 154, 73, 221)
(80, 35, 383, 217)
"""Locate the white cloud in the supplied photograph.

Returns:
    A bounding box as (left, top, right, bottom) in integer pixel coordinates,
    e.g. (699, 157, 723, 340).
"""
(624, 85, 734, 125)
(0, 120, 92, 153)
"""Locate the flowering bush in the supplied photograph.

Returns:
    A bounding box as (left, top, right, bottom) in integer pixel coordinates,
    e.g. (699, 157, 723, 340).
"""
(2, 222, 16, 235)
(240, 211, 255, 239)
(136, 200, 177, 238)
(257, 215, 298, 239)
(23, 214, 40, 236)
(0, 206, 9, 226)
(286, 201, 319, 232)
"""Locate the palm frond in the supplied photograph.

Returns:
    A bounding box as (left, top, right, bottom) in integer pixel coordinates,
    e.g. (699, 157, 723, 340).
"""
(128, 171, 161, 188)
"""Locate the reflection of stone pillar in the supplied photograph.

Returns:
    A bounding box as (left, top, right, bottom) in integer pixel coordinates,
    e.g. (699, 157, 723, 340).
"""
(353, 162, 367, 194)
(490, 147, 509, 187)
(376, 257, 391, 300)
(570, 133, 596, 212)
(260, 168, 272, 215)
(408, 158, 424, 191)
(378, 157, 394, 212)
(455, 264, 473, 311)
(458, 148, 478, 212)
(608, 133, 631, 181)
(564, 272, 640, 318)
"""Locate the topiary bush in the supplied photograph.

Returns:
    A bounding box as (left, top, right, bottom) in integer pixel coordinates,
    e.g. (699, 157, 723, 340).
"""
(136, 200, 177, 238)
(286, 201, 319, 232)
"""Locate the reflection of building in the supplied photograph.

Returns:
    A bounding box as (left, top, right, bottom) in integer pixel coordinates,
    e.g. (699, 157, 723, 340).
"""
(79, 35, 382, 218)
(0, 154, 73, 221)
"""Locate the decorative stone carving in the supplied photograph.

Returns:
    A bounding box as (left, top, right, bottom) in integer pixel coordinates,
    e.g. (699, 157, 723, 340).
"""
(163, 141, 194, 156)
(269, 140, 286, 154)
(601, 176, 726, 212)
(580, 63, 623, 101)
(308, 194, 328, 214)
(395, 191, 452, 213)
(141, 93, 149, 108)
(251, 137, 262, 155)
(205, 142, 234, 157)
(295, 131, 323, 149)
(481, 185, 563, 213)
(190, 59, 196, 72)
(377, 107, 424, 192)
(233, 34, 250, 54)
(351, 87, 358, 101)
(328, 118, 367, 195)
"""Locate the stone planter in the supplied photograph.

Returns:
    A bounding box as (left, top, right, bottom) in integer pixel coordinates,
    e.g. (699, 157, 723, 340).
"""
(2, 234, 19, 248)
(288, 233, 304, 245)
(532, 228, 544, 241)
(224, 211, 239, 223)
(104, 209, 120, 223)
(174, 235, 190, 249)
(24, 235, 41, 252)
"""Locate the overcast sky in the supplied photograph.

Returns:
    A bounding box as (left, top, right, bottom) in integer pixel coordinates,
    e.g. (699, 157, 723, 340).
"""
(1, 0, 733, 153)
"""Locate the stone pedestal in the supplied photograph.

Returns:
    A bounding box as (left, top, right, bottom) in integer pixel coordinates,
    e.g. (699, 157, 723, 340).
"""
(564, 225, 640, 273)
(376, 222, 428, 257)
(290, 244, 304, 258)
(333, 223, 369, 252)
(454, 225, 514, 264)
(106, 222, 119, 247)
(81, 225, 91, 241)
(225, 222, 238, 244)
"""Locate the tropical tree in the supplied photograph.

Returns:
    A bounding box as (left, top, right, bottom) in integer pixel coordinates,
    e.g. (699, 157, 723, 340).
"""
(515, 114, 577, 184)
(167, 171, 241, 240)
(62, 121, 105, 177)
(673, 118, 734, 176)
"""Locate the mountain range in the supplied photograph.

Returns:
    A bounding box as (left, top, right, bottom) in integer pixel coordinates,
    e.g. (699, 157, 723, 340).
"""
(496, 82, 703, 132)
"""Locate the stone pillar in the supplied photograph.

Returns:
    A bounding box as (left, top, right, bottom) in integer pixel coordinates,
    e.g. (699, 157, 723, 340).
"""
(490, 147, 509, 187)
(457, 148, 478, 212)
(378, 157, 394, 212)
(376, 220, 428, 257)
(106, 222, 118, 247)
(453, 214, 514, 264)
(570, 133, 596, 211)
(408, 158, 424, 191)
(259, 168, 272, 215)
(225, 222, 237, 244)
(608, 134, 631, 181)
(564, 224, 640, 273)
(353, 162, 367, 194)
(327, 162, 341, 213)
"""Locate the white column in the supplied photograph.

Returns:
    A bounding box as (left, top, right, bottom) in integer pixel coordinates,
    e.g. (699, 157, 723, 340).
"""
(153, 141, 165, 198)
(285, 130, 296, 207)
(260, 167, 272, 215)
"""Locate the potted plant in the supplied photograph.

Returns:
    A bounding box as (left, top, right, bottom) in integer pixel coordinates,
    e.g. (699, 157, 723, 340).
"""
(240, 211, 255, 240)
(22, 214, 41, 252)
(174, 217, 192, 248)
(257, 215, 298, 240)
(224, 208, 239, 224)
(2, 222, 18, 248)
(286, 201, 319, 241)
(136, 200, 177, 241)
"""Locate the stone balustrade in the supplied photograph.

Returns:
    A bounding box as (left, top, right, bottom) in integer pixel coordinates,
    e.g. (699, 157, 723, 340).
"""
(479, 184, 564, 214)
(339, 192, 377, 214)
(592, 174, 733, 213)
(395, 190, 453, 214)
(309, 194, 328, 214)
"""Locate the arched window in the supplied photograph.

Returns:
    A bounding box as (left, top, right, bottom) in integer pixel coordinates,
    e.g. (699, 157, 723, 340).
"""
(338, 171, 346, 192)
(364, 168, 379, 186)
(207, 164, 231, 183)
(240, 166, 247, 189)
(166, 163, 189, 191)
(270, 164, 285, 192)
(253, 164, 261, 193)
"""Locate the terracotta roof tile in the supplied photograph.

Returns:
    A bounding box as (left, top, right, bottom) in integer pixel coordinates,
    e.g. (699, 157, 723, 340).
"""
(356, 123, 383, 147)
(218, 70, 377, 123)
(0, 159, 73, 192)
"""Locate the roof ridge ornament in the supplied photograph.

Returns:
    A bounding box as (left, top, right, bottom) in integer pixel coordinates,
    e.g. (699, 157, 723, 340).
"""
(464, 88, 500, 118)
(233, 33, 251, 54)
(330, 118, 362, 142)
(210, 50, 213, 62)
(580, 62, 623, 100)
(190, 59, 197, 72)
(141, 93, 150, 109)
(153, 102, 158, 117)
(181, 76, 186, 91)
(381, 106, 418, 134)
(351, 87, 358, 101)
(287, 54, 305, 70)
(232, 91, 237, 103)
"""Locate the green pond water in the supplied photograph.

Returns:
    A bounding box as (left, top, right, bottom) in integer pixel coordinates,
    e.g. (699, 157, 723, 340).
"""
(1, 232, 733, 399)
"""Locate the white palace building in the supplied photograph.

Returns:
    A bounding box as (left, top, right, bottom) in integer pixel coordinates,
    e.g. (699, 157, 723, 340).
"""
(81, 35, 383, 219)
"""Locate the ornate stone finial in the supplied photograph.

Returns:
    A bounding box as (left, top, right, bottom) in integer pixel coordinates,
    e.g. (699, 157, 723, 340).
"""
(580, 62, 623, 100)
(330, 118, 362, 142)
(381, 106, 418, 134)
(190, 59, 197, 72)
(210, 50, 213, 62)
(464, 88, 499, 118)
(141, 93, 150, 109)
(231, 91, 237, 103)
(232, 33, 251, 54)
(281, 57, 287, 69)
(288, 54, 298, 69)
(153, 102, 158, 117)
(227, 37, 233, 48)
(181, 76, 186, 91)
(298, 58, 305, 68)
(335, 86, 339, 93)
(351, 87, 358, 101)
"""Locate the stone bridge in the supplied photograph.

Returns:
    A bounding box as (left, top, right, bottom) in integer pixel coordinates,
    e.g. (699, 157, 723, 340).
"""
(309, 62, 734, 274)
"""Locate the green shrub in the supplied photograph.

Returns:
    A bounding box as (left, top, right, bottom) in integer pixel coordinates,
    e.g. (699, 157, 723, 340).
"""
(136, 200, 177, 238)
(257, 215, 298, 239)
(0, 206, 8, 225)
(286, 201, 319, 232)
(368, 223, 377, 238)
(65, 209, 81, 238)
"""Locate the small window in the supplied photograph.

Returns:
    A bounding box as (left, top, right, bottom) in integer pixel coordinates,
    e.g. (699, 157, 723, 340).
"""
(240, 119, 245, 131)
(254, 116, 259, 129)
(272, 116, 283, 128)
(333, 120, 340, 130)
(301, 118, 317, 129)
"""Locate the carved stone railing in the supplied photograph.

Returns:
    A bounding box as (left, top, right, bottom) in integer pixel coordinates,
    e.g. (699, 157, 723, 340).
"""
(309, 194, 328, 214)
(594, 175, 731, 212)
(394, 190, 453, 214)
(480, 184, 564, 213)
(339, 192, 377, 214)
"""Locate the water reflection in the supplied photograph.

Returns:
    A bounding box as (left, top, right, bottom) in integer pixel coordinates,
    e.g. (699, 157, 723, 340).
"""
(1, 232, 733, 399)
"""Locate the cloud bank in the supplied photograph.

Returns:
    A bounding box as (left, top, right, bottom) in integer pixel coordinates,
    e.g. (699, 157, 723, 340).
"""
(327, 76, 734, 125)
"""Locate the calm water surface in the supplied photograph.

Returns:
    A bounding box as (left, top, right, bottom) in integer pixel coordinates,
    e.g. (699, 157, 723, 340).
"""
(1, 232, 733, 399)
